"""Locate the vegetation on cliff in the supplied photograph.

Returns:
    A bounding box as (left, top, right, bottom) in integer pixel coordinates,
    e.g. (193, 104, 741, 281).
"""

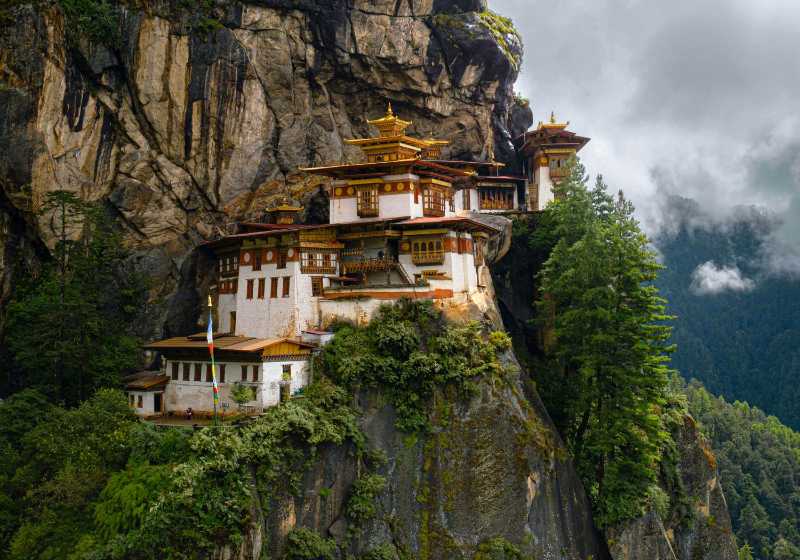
(686, 381, 800, 559)
(2, 192, 148, 405)
(321, 300, 509, 433)
(0, 301, 513, 559)
(522, 160, 676, 526)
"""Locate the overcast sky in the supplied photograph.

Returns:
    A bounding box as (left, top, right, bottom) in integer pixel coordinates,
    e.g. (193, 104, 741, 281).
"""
(491, 0, 800, 276)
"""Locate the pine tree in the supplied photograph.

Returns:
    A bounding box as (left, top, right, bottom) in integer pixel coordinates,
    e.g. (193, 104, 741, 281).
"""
(535, 159, 674, 525)
(4, 193, 148, 404)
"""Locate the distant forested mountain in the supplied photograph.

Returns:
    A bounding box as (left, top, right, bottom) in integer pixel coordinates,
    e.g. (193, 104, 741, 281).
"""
(686, 381, 800, 559)
(654, 197, 800, 429)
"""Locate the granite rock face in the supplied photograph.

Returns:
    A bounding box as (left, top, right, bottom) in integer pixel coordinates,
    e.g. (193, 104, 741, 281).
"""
(606, 415, 738, 560)
(0, 0, 531, 334)
(224, 334, 610, 559)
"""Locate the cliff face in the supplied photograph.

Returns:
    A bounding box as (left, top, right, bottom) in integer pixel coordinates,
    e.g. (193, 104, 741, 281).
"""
(225, 335, 610, 560)
(606, 415, 738, 560)
(0, 0, 531, 334)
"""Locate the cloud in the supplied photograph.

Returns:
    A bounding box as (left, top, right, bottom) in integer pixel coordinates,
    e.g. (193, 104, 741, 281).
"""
(690, 261, 755, 295)
(490, 0, 800, 263)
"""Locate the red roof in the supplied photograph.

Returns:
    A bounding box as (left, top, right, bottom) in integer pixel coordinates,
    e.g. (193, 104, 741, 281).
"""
(395, 216, 500, 232)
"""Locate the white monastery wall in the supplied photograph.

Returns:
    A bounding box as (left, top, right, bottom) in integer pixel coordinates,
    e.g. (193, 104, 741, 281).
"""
(379, 192, 414, 219)
(128, 390, 161, 416)
(535, 166, 554, 210)
(236, 261, 302, 338)
(330, 196, 359, 224)
(162, 357, 311, 413)
(261, 359, 310, 407)
(217, 293, 237, 333)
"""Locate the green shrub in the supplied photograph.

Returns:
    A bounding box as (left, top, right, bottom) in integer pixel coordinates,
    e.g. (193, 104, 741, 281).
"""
(360, 543, 399, 560)
(320, 301, 504, 433)
(283, 527, 337, 560)
(475, 537, 525, 560)
(346, 473, 387, 524)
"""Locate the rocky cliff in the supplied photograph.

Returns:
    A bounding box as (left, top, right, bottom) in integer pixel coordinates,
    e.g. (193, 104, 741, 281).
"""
(0, 1, 740, 558)
(249, 345, 609, 559)
(0, 0, 531, 335)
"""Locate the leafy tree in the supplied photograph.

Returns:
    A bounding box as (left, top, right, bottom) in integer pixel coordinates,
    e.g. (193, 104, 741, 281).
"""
(533, 160, 674, 525)
(1, 389, 138, 560)
(231, 382, 256, 409)
(3, 193, 148, 405)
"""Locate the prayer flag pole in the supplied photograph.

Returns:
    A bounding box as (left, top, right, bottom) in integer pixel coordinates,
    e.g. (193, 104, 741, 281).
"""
(207, 296, 220, 426)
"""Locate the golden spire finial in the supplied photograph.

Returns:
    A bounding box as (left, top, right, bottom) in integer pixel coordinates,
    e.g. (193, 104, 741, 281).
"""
(387, 101, 394, 116)
(550, 111, 556, 124)
(207, 295, 212, 308)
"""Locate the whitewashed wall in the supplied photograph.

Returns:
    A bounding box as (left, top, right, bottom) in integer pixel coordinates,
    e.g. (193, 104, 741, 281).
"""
(127, 390, 162, 416)
(534, 165, 554, 210)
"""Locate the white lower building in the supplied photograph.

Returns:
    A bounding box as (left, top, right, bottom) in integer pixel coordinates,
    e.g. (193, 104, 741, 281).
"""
(138, 336, 315, 416)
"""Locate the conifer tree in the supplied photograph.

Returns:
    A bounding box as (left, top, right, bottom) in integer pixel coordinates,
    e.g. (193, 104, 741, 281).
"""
(4, 193, 147, 404)
(535, 159, 674, 525)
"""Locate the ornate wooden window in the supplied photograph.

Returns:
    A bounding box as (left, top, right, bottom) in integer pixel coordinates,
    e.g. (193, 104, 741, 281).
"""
(258, 278, 265, 299)
(422, 188, 446, 217)
(182, 362, 190, 381)
(194, 363, 202, 382)
(549, 157, 569, 179)
(282, 276, 291, 297)
(206, 363, 213, 382)
(277, 250, 287, 269)
(246, 279, 254, 299)
(411, 238, 444, 265)
(478, 189, 514, 210)
(219, 364, 226, 383)
(282, 364, 292, 381)
(252, 365, 259, 382)
(462, 189, 471, 210)
(356, 185, 379, 217)
(311, 276, 323, 297)
(253, 251, 262, 271)
(171, 362, 179, 380)
(137, 395, 143, 408)
(270, 277, 278, 298)
(301, 251, 338, 274)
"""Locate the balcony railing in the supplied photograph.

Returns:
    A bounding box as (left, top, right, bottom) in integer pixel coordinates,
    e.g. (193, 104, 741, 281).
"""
(342, 257, 396, 274)
(301, 265, 337, 274)
(411, 250, 444, 265)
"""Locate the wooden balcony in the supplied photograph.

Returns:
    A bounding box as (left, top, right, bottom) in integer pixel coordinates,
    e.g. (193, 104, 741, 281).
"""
(301, 265, 337, 275)
(342, 257, 395, 274)
(411, 251, 444, 265)
(422, 206, 445, 217)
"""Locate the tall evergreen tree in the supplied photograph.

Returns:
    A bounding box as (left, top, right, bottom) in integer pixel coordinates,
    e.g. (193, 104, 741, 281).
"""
(3, 193, 148, 404)
(535, 160, 674, 525)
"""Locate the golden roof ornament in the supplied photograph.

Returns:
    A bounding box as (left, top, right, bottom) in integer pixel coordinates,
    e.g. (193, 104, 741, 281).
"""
(367, 101, 412, 137)
(538, 111, 570, 131)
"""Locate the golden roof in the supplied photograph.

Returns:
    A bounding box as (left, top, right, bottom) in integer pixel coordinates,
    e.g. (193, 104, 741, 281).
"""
(271, 204, 304, 212)
(537, 111, 570, 131)
(367, 102, 412, 137)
